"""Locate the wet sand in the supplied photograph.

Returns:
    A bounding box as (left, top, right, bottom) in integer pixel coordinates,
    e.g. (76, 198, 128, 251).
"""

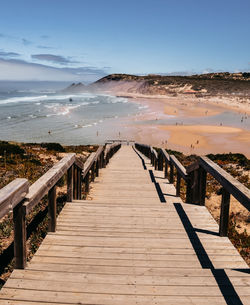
(120, 96, 250, 157)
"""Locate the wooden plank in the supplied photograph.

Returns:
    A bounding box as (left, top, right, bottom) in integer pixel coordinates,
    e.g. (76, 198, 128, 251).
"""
(5, 278, 249, 296)
(31, 256, 202, 268)
(0, 178, 29, 219)
(10, 269, 250, 286)
(26, 263, 214, 276)
(0, 288, 239, 305)
(38, 244, 241, 256)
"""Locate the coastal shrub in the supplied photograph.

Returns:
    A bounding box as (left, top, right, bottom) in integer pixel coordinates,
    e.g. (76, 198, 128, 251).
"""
(242, 72, 250, 78)
(165, 149, 185, 162)
(0, 141, 24, 156)
(41, 142, 65, 152)
(207, 153, 249, 169)
(29, 159, 42, 166)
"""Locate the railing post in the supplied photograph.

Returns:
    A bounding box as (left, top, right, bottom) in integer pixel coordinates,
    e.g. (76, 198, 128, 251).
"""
(155, 156, 158, 170)
(199, 167, 207, 206)
(84, 172, 90, 193)
(91, 163, 95, 182)
(176, 173, 181, 197)
(164, 160, 168, 179)
(67, 165, 73, 202)
(169, 163, 174, 184)
(77, 167, 82, 199)
(219, 188, 230, 236)
(158, 153, 163, 171)
(186, 174, 192, 203)
(13, 200, 27, 269)
(73, 165, 78, 200)
(95, 160, 99, 177)
(192, 169, 200, 204)
(48, 185, 57, 232)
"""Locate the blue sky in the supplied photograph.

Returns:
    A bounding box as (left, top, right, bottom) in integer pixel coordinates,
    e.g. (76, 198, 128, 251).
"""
(0, 0, 249, 82)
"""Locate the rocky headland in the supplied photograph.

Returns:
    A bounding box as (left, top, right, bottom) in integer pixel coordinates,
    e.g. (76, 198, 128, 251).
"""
(65, 72, 250, 111)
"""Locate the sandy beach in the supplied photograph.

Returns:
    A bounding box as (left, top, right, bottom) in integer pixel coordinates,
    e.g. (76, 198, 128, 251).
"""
(119, 95, 250, 157)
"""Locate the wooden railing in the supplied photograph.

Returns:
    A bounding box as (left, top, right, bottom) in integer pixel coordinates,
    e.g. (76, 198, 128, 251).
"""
(0, 142, 121, 269)
(135, 143, 250, 237)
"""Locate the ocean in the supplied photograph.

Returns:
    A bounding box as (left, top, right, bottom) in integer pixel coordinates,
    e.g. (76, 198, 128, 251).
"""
(0, 90, 141, 145)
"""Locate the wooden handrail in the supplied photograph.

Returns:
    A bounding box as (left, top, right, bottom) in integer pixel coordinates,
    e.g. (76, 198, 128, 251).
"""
(0, 178, 29, 219)
(0, 178, 29, 270)
(135, 142, 250, 237)
(0, 142, 121, 270)
(170, 155, 187, 179)
(24, 153, 76, 214)
(199, 156, 250, 210)
(160, 148, 170, 162)
(82, 152, 97, 179)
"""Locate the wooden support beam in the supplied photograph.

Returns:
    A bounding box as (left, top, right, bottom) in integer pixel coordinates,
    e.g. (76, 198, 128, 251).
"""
(219, 188, 231, 236)
(169, 163, 174, 184)
(199, 167, 207, 206)
(48, 185, 57, 232)
(176, 173, 181, 197)
(164, 161, 168, 179)
(95, 160, 99, 177)
(186, 173, 192, 203)
(13, 200, 26, 269)
(91, 163, 95, 182)
(84, 172, 90, 193)
(67, 165, 73, 202)
(73, 165, 78, 200)
(77, 167, 82, 200)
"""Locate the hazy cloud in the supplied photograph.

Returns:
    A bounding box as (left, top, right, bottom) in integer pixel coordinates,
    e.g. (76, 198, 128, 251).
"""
(0, 50, 20, 58)
(157, 71, 195, 76)
(40, 35, 49, 39)
(31, 53, 79, 65)
(37, 45, 55, 50)
(0, 58, 108, 82)
(62, 66, 109, 76)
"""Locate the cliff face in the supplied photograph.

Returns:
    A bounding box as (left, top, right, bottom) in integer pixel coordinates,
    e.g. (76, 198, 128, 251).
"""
(64, 72, 250, 98)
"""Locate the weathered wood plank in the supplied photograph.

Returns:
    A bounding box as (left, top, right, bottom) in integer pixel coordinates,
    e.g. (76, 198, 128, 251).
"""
(1, 288, 241, 305)
(5, 278, 250, 296)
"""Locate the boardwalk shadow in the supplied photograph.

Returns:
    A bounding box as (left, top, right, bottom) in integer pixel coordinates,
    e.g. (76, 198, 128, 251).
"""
(148, 170, 166, 203)
(194, 227, 220, 237)
(132, 146, 147, 170)
(174, 203, 243, 305)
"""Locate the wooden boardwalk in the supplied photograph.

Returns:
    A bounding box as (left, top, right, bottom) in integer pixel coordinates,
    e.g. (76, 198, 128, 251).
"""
(0, 145, 249, 304)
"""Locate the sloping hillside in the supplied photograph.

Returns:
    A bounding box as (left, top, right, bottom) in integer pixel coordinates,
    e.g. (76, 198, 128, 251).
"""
(65, 72, 250, 98)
